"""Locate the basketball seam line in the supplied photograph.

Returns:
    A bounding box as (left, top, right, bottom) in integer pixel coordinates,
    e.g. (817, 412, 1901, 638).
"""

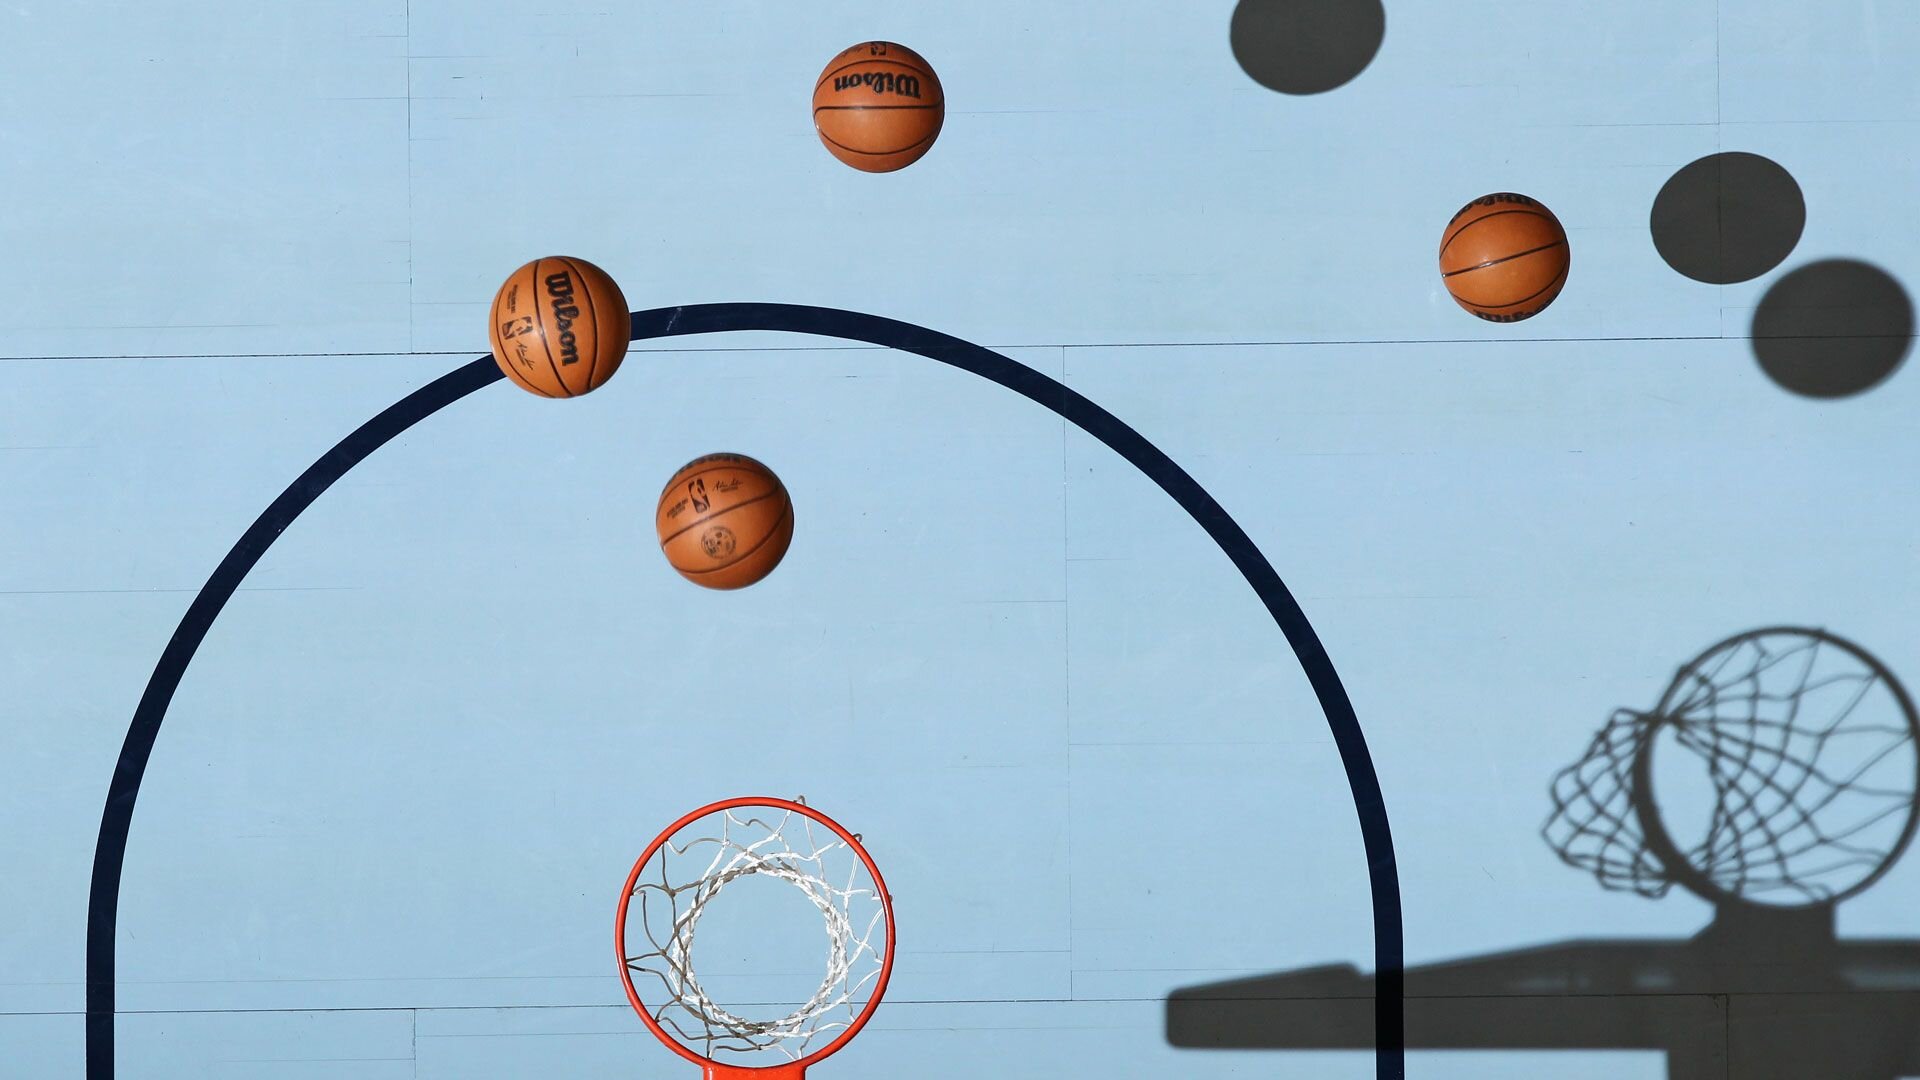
(1442, 240, 1567, 278)
(812, 104, 944, 112)
(1445, 196, 1539, 230)
(490, 293, 556, 398)
(658, 489, 785, 547)
(681, 498, 793, 575)
(564, 257, 602, 393)
(655, 460, 768, 503)
(529, 258, 575, 398)
(1439, 209, 1552, 258)
(818, 127, 939, 158)
(813, 56, 930, 90)
(1468, 261, 1571, 311)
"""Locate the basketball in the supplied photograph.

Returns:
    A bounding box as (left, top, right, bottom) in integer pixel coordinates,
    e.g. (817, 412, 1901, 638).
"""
(1438, 193, 1570, 322)
(655, 453, 794, 590)
(488, 256, 630, 397)
(812, 41, 944, 173)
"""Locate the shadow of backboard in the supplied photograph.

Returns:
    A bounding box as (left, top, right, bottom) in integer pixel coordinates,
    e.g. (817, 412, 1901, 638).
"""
(1168, 628, 1920, 1080)
(1167, 904, 1920, 1077)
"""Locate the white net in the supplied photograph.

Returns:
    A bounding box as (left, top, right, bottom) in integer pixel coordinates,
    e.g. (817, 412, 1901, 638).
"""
(1544, 630, 1918, 905)
(623, 802, 889, 1063)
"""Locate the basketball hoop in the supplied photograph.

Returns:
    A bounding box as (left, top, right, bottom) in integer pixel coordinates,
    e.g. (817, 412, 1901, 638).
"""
(615, 797, 895, 1078)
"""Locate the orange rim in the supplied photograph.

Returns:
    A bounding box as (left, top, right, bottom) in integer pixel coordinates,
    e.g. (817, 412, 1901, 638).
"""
(613, 796, 897, 1071)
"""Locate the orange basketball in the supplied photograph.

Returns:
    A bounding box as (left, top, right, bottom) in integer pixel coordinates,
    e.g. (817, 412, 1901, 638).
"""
(656, 453, 794, 590)
(1439, 193, 1570, 322)
(488, 256, 629, 397)
(812, 41, 944, 173)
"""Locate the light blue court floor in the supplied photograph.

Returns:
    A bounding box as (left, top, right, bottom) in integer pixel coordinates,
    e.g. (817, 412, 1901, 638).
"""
(2, 2, 1917, 1077)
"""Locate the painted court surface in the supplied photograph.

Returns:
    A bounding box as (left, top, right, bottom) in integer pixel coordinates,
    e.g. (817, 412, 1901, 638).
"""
(3, 3, 1917, 1077)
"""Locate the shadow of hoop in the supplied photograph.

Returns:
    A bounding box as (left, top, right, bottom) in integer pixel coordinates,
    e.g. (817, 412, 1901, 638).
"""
(1169, 627, 1920, 1080)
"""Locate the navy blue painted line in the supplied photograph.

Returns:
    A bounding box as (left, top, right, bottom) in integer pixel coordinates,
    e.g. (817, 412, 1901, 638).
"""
(86, 303, 1404, 1078)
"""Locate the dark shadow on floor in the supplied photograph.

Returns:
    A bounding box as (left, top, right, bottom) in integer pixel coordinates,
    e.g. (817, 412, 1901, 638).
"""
(1167, 629, 1920, 1079)
(1167, 908, 1920, 1079)
(1650, 152, 1804, 285)
(1230, 0, 1386, 95)
(1752, 260, 1913, 398)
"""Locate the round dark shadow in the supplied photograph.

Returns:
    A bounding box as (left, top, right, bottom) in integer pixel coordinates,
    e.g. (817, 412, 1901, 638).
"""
(1230, 0, 1386, 95)
(1752, 260, 1914, 398)
(1651, 152, 1806, 284)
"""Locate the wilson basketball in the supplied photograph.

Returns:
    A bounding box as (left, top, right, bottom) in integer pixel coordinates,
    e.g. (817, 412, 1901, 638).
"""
(1438, 193, 1570, 322)
(488, 256, 629, 397)
(812, 41, 944, 173)
(656, 453, 794, 590)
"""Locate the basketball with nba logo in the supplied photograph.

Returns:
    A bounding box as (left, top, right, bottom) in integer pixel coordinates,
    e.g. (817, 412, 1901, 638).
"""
(655, 453, 795, 590)
(488, 256, 629, 397)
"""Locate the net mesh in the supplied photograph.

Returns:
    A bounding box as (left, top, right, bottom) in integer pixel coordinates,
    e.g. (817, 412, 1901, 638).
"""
(623, 802, 887, 1062)
(1544, 631, 1917, 905)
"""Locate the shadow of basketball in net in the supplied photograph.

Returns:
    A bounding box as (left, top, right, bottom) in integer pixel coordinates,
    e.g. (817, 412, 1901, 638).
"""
(1751, 260, 1914, 398)
(1230, 0, 1386, 95)
(1167, 628, 1920, 1080)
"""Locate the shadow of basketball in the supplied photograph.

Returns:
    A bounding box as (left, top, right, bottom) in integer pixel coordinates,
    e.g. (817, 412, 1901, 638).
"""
(1752, 260, 1914, 399)
(1650, 152, 1805, 285)
(1230, 0, 1386, 96)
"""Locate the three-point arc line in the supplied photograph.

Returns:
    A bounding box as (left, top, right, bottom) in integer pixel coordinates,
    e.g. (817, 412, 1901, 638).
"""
(83, 302, 1406, 1079)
